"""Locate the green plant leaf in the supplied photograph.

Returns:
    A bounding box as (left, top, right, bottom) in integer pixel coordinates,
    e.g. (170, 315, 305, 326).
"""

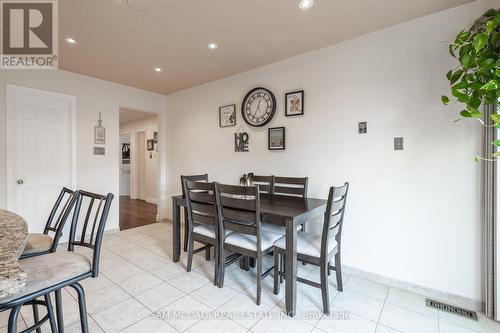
(470, 95, 482, 109)
(461, 54, 472, 68)
(441, 95, 450, 105)
(484, 9, 498, 18)
(450, 70, 464, 84)
(473, 33, 489, 53)
(452, 89, 469, 103)
(491, 114, 500, 123)
(493, 152, 500, 158)
(481, 80, 499, 90)
(487, 20, 496, 33)
(460, 110, 472, 117)
(492, 140, 500, 146)
(446, 70, 453, 81)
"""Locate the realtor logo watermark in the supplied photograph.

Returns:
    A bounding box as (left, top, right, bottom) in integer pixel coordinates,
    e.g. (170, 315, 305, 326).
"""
(1, 0, 58, 68)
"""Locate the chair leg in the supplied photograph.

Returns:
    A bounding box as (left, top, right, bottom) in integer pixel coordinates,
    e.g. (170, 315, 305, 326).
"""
(44, 294, 58, 333)
(256, 253, 262, 305)
(218, 249, 226, 288)
(300, 223, 307, 265)
(71, 283, 89, 333)
(55, 289, 65, 333)
(187, 234, 194, 272)
(279, 253, 285, 284)
(205, 247, 211, 261)
(320, 261, 330, 315)
(273, 248, 280, 295)
(7, 305, 21, 333)
(335, 253, 343, 292)
(183, 209, 188, 252)
(213, 244, 219, 286)
(32, 301, 42, 333)
(328, 260, 331, 276)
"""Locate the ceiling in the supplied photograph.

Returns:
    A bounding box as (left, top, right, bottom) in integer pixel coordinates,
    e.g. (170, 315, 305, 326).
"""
(119, 107, 156, 124)
(59, 0, 474, 95)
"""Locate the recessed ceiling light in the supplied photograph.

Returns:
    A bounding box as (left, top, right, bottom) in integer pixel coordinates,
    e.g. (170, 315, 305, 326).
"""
(154, 67, 162, 72)
(298, 0, 314, 9)
(65, 37, 77, 44)
(208, 43, 218, 50)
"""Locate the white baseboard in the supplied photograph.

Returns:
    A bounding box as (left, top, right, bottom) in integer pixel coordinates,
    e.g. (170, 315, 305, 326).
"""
(145, 197, 158, 204)
(343, 265, 483, 312)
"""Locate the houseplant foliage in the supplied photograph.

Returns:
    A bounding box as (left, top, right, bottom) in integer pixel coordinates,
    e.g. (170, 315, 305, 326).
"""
(442, 8, 500, 158)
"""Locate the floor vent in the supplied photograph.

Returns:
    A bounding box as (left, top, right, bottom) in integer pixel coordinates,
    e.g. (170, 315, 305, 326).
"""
(426, 299, 478, 321)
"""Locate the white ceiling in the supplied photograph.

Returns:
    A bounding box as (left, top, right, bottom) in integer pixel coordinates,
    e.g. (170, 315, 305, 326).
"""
(59, 0, 474, 95)
(119, 107, 156, 124)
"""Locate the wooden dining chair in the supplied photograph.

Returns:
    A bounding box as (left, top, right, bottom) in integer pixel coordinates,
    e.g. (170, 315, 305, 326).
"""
(247, 173, 274, 194)
(215, 183, 284, 305)
(21, 187, 76, 259)
(2, 190, 114, 333)
(183, 179, 222, 285)
(181, 174, 209, 253)
(273, 183, 349, 314)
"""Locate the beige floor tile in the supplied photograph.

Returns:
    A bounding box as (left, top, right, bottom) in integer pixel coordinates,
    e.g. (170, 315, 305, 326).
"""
(101, 263, 145, 283)
(64, 316, 104, 333)
(189, 283, 239, 309)
(379, 303, 438, 333)
(439, 310, 483, 332)
(158, 295, 212, 332)
(184, 318, 247, 333)
(92, 298, 151, 333)
(439, 320, 483, 333)
(375, 324, 402, 333)
(332, 290, 384, 322)
(251, 310, 315, 333)
(85, 284, 131, 315)
(316, 306, 377, 333)
(217, 293, 272, 329)
(120, 316, 178, 333)
(135, 282, 186, 311)
(385, 288, 438, 318)
(169, 271, 211, 293)
(344, 276, 389, 302)
(116, 271, 163, 296)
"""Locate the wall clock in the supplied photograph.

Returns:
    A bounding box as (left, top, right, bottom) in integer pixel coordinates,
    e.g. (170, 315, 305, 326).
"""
(241, 87, 276, 127)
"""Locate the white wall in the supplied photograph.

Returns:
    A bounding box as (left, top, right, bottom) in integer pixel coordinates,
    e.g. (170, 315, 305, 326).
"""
(0, 70, 166, 231)
(164, 1, 494, 302)
(120, 115, 159, 203)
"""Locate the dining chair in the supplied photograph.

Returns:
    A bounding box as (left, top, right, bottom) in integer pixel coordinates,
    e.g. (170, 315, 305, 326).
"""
(262, 176, 309, 236)
(183, 179, 224, 285)
(273, 182, 349, 314)
(181, 174, 209, 253)
(1, 190, 114, 333)
(215, 183, 284, 305)
(20, 187, 76, 259)
(247, 173, 274, 194)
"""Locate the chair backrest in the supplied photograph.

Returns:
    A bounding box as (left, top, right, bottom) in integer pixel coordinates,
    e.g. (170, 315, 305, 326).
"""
(183, 179, 218, 235)
(68, 190, 114, 276)
(215, 183, 261, 249)
(247, 173, 274, 194)
(44, 187, 76, 240)
(321, 183, 349, 257)
(273, 176, 308, 198)
(181, 174, 208, 198)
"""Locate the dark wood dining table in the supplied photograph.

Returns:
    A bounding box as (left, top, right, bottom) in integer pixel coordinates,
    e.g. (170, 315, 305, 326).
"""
(171, 193, 327, 317)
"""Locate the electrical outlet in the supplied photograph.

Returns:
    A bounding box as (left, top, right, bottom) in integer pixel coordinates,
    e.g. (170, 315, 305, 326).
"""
(394, 137, 404, 150)
(358, 122, 367, 134)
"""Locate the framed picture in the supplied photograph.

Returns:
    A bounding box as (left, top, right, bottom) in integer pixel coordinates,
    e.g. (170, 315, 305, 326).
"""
(122, 143, 131, 164)
(219, 104, 236, 127)
(268, 127, 286, 150)
(147, 139, 154, 151)
(285, 90, 304, 117)
(153, 131, 158, 143)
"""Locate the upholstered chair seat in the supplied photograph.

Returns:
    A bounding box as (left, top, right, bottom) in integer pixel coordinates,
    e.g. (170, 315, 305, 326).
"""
(2, 252, 91, 304)
(21, 233, 53, 256)
(261, 223, 302, 235)
(274, 232, 337, 258)
(193, 224, 231, 238)
(225, 231, 283, 252)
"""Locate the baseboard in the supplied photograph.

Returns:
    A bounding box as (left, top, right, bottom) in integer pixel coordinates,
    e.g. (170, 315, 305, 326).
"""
(145, 197, 158, 204)
(343, 265, 484, 313)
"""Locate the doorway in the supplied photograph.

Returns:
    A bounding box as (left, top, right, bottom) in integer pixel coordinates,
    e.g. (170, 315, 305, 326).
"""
(119, 108, 159, 230)
(6, 85, 76, 233)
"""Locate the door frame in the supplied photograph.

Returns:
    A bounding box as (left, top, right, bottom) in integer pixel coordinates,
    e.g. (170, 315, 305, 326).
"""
(6, 84, 77, 211)
(131, 129, 147, 200)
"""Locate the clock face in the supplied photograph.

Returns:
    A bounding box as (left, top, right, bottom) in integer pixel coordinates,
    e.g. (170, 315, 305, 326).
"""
(241, 87, 276, 127)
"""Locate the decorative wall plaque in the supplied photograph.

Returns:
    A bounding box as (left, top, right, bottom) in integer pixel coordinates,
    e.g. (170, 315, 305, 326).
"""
(234, 132, 249, 152)
(94, 112, 106, 145)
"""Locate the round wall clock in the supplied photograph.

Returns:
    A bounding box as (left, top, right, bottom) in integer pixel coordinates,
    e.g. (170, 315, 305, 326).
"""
(241, 87, 276, 127)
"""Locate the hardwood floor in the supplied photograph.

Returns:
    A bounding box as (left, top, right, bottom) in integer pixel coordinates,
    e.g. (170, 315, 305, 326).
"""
(119, 196, 157, 231)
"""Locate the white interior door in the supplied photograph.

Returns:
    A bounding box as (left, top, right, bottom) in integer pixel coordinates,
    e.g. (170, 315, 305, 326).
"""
(6, 85, 75, 233)
(120, 134, 131, 196)
(136, 131, 146, 200)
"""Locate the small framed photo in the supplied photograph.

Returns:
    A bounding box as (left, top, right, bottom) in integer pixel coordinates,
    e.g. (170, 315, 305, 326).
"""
(268, 127, 286, 150)
(147, 139, 154, 151)
(285, 90, 304, 117)
(219, 104, 236, 127)
(153, 131, 158, 143)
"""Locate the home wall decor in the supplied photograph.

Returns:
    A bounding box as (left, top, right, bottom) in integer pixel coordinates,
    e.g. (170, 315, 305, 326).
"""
(285, 90, 304, 117)
(234, 132, 249, 152)
(219, 104, 236, 127)
(94, 112, 106, 144)
(147, 139, 154, 151)
(241, 87, 276, 127)
(268, 127, 285, 150)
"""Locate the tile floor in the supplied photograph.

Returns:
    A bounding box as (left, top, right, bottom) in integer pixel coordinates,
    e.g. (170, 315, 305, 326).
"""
(2, 221, 500, 333)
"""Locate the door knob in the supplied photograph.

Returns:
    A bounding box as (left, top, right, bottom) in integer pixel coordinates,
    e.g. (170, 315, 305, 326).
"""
(17, 179, 24, 185)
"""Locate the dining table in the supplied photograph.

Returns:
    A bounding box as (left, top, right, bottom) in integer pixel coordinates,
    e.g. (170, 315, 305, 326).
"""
(171, 193, 327, 317)
(0, 210, 28, 300)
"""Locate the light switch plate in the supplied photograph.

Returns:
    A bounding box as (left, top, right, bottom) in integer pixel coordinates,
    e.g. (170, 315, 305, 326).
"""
(394, 137, 404, 150)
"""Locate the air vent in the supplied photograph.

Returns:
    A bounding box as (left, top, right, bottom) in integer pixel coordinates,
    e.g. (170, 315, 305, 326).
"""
(426, 299, 477, 321)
